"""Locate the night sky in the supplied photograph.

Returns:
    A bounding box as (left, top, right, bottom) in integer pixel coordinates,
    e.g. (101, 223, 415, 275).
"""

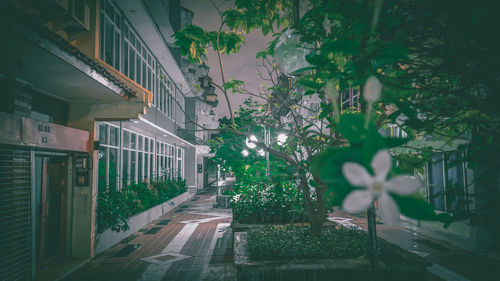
(181, 0, 272, 118)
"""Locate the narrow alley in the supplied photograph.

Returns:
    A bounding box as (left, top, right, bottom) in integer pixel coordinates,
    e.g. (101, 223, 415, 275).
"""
(60, 186, 234, 281)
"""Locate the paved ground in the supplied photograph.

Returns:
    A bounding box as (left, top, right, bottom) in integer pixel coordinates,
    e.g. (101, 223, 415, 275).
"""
(330, 210, 500, 281)
(62, 186, 499, 281)
(63, 186, 235, 281)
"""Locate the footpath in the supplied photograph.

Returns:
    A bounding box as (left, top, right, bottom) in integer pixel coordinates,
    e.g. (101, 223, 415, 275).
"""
(61, 186, 499, 281)
(330, 210, 500, 281)
(62, 185, 235, 281)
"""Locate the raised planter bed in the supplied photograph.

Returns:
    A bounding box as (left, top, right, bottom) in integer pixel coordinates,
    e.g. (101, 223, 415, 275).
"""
(95, 191, 191, 255)
(234, 231, 431, 281)
(231, 220, 333, 233)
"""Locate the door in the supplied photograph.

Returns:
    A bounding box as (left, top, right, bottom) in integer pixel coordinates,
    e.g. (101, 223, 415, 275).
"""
(35, 155, 67, 267)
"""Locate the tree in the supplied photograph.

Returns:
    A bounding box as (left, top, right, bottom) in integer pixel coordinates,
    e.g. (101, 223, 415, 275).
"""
(175, 0, 500, 241)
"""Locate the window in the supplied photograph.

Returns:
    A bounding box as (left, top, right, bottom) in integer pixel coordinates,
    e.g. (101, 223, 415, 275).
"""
(427, 152, 468, 212)
(340, 88, 360, 112)
(100, 0, 185, 126)
(98, 123, 120, 191)
(100, 0, 121, 70)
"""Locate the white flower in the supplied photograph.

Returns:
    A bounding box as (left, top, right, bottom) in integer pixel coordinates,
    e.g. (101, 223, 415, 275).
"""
(341, 149, 420, 225)
(363, 76, 382, 103)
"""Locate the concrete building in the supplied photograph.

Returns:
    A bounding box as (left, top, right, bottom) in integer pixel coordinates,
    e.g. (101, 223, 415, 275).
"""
(0, 0, 217, 280)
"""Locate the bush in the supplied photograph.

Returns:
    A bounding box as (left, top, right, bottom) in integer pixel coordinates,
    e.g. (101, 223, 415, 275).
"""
(232, 182, 306, 224)
(246, 225, 370, 261)
(97, 178, 187, 233)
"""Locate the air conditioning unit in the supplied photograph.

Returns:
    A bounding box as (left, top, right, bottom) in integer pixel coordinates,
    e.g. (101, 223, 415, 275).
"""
(41, 0, 69, 17)
(60, 0, 90, 40)
(71, 0, 90, 31)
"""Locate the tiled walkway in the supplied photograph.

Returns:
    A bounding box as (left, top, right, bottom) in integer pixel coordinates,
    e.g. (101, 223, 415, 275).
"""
(63, 187, 235, 281)
(330, 210, 500, 281)
(63, 188, 499, 281)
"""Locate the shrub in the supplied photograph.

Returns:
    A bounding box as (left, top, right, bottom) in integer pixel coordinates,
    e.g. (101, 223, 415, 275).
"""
(97, 178, 187, 233)
(232, 182, 306, 224)
(246, 225, 370, 261)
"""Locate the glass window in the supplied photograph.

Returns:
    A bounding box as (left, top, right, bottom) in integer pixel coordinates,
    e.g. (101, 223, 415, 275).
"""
(114, 29, 120, 70)
(104, 19, 114, 65)
(98, 147, 107, 192)
(122, 150, 129, 186)
(109, 148, 118, 190)
(110, 126, 118, 146)
(99, 124, 108, 145)
(136, 56, 141, 84)
(138, 152, 143, 181)
(446, 152, 465, 211)
(130, 151, 136, 183)
(123, 130, 130, 148)
(150, 154, 154, 180)
(131, 133, 136, 149)
(138, 136, 143, 151)
(428, 153, 445, 211)
(144, 154, 149, 181)
(123, 42, 129, 76)
(129, 51, 135, 80)
(145, 137, 149, 151)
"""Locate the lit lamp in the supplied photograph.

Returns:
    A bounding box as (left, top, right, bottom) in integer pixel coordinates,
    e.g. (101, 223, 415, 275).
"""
(277, 133, 288, 146)
(205, 92, 217, 102)
(245, 135, 258, 149)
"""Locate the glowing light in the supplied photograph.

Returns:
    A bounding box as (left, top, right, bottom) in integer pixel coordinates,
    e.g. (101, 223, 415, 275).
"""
(258, 149, 265, 157)
(277, 133, 288, 146)
(245, 135, 258, 149)
(242, 149, 249, 157)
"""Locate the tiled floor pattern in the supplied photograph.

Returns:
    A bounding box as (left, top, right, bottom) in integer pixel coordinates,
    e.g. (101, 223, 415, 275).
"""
(62, 189, 234, 281)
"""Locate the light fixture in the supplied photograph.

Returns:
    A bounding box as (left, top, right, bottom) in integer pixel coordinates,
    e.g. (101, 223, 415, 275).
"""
(277, 133, 288, 146)
(242, 149, 249, 157)
(273, 29, 312, 75)
(257, 149, 265, 157)
(245, 135, 258, 149)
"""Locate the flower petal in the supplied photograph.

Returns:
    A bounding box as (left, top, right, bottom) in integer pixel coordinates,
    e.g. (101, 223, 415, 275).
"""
(342, 190, 373, 213)
(363, 76, 382, 103)
(342, 162, 373, 187)
(377, 192, 400, 226)
(386, 175, 421, 195)
(371, 149, 392, 181)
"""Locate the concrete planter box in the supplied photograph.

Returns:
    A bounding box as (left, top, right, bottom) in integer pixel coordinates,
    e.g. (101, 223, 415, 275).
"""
(95, 192, 191, 255)
(231, 220, 333, 233)
(234, 232, 430, 281)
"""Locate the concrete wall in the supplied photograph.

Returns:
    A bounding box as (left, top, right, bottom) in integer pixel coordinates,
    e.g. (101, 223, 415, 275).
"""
(94, 191, 190, 255)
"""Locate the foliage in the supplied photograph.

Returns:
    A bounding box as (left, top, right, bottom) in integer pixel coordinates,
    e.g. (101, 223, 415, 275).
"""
(247, 225, 370, 261)
(232, 181, 305, 224)
(176, 0, 500, 239)
(312, 112, 437, 221)
(97, 178, 187, 233)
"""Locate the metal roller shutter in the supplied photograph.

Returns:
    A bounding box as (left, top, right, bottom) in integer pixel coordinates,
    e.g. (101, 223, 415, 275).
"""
(0, 147, 32, 281)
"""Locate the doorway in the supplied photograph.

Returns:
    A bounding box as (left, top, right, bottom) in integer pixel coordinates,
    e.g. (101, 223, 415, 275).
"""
(34, 155, 67, 268)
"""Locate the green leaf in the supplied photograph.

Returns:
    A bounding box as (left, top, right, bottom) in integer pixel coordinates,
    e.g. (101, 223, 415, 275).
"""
(391, 193, 437, 221)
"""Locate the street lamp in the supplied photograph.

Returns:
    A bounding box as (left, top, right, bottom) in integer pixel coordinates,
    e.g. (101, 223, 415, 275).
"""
(244, 128, 287, 181)
(245, 135, 258, 149)
(277, 133, 288, 146)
